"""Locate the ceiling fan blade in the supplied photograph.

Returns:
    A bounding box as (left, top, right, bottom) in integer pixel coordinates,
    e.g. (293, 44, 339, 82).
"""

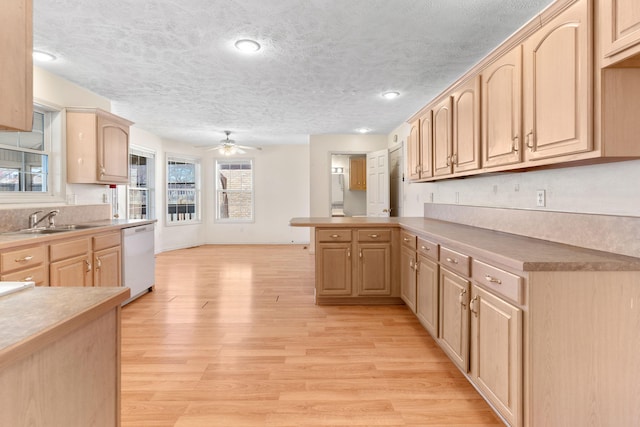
(204, 144, 225, 151)
(236, 144, 262, 151)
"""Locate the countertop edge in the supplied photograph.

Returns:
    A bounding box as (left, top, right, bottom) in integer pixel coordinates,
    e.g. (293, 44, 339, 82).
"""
(0, 287, 130, 371)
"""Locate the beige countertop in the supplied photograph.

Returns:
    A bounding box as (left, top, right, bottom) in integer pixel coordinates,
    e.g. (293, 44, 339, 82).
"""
(0, 286, 129, 370)
(290, 217, 640, 272)
(0, 219, 155, 250)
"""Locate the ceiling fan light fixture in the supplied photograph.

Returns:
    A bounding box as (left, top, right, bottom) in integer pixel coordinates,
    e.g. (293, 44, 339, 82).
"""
(234, 39, 261, 53)
(220, 145, 238, 156)
(382, 91, 400, 99)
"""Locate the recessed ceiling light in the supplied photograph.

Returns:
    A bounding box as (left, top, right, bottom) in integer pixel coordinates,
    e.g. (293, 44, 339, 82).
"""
(234, 39, 261, 53)
(33, 50, 56, 62)
(356, 128, 371, 134)
(382, 91, 400, 99)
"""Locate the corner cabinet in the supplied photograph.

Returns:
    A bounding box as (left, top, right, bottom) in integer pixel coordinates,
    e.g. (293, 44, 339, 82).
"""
(315, 227, 399, 304)
(66, 108, 133, 184)
(601, 0, 640, 65)
(0, 0, 33, 131)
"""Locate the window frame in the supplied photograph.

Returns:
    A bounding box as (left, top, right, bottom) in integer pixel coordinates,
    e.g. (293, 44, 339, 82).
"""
(215, 158, 255, 224)
(127, 145, 156, 220)
(165, 153, 201, 226)
(0, 102, 64, 203)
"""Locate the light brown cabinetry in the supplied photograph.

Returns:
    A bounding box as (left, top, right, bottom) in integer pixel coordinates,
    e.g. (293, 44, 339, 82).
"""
(407, 120, 421, 181)
(93, 231, 122, 287)
(407, 113, 434, 181)
(315, 227, 398, 304)
(399, 231, 417, 311)
(438, 266, 470, 372)
(523, 0, 590, 161)
(482, 46, 523, 168)
(349, 156, 366, 191)
(66, 108, 133, 184)
(415, 239, 439, 338)
(601, 0, 640, 65)
(49, 237, 92, 287)
(0, 243, 47, 286)
(451, 76, 481, 173)
(432, 97, 454, 177)
(0, 0, 33, 131)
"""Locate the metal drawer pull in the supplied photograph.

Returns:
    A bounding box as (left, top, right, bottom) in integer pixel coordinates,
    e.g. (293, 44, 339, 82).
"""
(421, 245, 430, 251)
(446, 257, 458, 264)
(85, 259, 92, 273)
(403, 237, 411, 242)
(330, 234, 340, 238)
(15, 255, 34, 263)
(485, 275, 502, 284)
(369, 234, 379, 238)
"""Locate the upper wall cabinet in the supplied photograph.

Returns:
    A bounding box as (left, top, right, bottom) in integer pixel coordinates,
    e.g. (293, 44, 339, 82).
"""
(0, 0, 33, 131)
(482, 46, 522, 168)
(406, 112, 433, 181)
(523, 0, 590, 162)
(451, 76, 481, 174)
(407, 119, 421, 181)
(66, 108, 133, 184)
(433, 97, 454, 177)
(601, 0, 640, 66)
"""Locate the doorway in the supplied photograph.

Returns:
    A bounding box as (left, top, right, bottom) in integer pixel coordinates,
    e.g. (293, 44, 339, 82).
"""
(389, 143, 402, 217)
(330, 153, 367, 217)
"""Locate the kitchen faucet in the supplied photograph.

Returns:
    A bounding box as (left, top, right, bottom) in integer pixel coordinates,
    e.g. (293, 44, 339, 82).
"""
(28, 209, 60, 229)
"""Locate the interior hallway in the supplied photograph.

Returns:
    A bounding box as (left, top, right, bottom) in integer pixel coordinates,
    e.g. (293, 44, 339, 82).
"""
(121, 245, 501, 426)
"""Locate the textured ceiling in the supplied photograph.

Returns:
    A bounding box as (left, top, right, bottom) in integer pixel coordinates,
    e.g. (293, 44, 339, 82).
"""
(33, 0, 554, 147)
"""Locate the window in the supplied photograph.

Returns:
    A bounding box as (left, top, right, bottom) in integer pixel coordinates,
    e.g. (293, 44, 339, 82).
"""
(0, 110, 49, 193)
(128, 147, 155, 220)
(166, 155, 200, 224)
(216, 159, 254, 222)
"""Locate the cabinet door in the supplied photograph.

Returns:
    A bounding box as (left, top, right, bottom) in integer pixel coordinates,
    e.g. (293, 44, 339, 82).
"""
(94, 246, 121, 287)
(400, 246, 417, 312)
(452, 76, 481, 173)
(470, 285, 522, 427)
(0, 0, 32, 131)
(407, 119, 421, 181)
(523, 0, 590, 161)
(349, 157, 366, 191)
(97, 115, 130, 183)
(482, 46, 522, 168)
(432, 97, 453, 177)
(416, 255, 438, 338)
(50, 255, 92, 287)
(316, 243, 352, 296)
(601, 0, 640, 63)
(357, 243, 391, 296)
(419, 110, 433, 179)
(438, 268, 470, 372)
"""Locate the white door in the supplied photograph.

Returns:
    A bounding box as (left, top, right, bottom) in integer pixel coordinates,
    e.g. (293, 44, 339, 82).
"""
(366, 149, 390, 217)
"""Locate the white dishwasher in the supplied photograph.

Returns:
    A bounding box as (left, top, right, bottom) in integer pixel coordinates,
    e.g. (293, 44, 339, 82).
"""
(121, 224, 155, 305)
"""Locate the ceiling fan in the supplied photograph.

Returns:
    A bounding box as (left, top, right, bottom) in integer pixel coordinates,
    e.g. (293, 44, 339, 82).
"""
(207, 131, 262, 156)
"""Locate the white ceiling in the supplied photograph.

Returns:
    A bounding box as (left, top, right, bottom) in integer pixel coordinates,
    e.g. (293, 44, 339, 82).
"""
(33, 0, 554, 148)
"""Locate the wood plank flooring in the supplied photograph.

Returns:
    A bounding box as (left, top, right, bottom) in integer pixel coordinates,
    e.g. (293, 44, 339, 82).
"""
(121, 245, 502, 426)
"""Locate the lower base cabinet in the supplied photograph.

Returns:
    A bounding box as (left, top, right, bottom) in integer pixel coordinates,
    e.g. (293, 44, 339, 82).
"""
(400, 245, 417, 311)
(438, 267, 470, 372)
(316, 243, 352, 296)
(415, 255, 438, 337)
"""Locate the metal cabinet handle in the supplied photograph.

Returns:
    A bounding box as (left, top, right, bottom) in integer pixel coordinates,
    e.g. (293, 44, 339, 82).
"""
(409, 259, 415, 270)
(446, 156, 451, 166)
(359, 250, 363, 258)
(15, 255, 34, 263)
(347, 248, 351, 258)
(513, 135, 519, 152)
(446, 257, 458, 264)
(458, 289, 467, 307)
(485, 275, 502, 284)
(526, 130, 534, 151)
(403, 237, 411, 242)
(330, 234, 340, 238)
(420, 245, 430, 251)
(470, 296, 479, 316)
(96, 257, 102, 269)
(369, 234, 379, 238)
(451, 153, 458, 165)
(85, 259, 92, 273)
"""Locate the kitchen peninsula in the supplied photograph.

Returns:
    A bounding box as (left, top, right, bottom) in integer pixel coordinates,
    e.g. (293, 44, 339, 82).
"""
(0, 286, 129, 426)
(290, 216, 640, 426)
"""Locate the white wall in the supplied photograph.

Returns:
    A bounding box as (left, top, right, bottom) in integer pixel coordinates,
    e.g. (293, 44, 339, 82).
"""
(204, 144, 310, 244)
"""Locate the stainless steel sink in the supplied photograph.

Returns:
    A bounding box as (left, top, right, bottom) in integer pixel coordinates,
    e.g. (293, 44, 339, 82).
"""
(4, 224, 102, 235)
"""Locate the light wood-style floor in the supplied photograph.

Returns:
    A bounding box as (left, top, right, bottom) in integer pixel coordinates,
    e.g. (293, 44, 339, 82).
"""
(121, 245, 502, 426)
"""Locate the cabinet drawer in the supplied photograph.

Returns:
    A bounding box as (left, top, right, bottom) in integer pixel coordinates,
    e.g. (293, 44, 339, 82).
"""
(440, 246, 470, 277)
(93, 231, 121, 251)
(401, 230, 417, 250)
(1, 265, 48, 287)
(1, 245, 46, 273)
(50, 238, 91, 262)
(357, 229, 391, 242)
(317, 229, 352, 242)
(417, 237, 438, 261)
(472, 260, 523, 304)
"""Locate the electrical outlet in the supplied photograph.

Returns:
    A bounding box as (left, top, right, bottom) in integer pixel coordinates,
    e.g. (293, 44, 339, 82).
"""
(536, 190, 546, 207)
